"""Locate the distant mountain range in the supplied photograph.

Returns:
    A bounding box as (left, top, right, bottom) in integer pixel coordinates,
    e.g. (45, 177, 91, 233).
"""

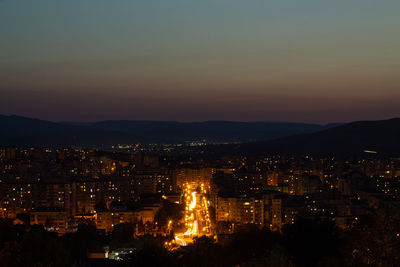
(220, 118, 400, 156)
(0, 115, 340, 147)
(2, 115, 398, 155)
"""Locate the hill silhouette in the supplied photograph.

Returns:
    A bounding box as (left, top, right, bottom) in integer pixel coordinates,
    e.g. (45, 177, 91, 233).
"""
(223, 118, 400, 156)
(0, 115, 337, 147)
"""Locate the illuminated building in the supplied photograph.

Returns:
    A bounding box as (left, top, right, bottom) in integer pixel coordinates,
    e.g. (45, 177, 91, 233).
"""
(30, 208, 68, 230)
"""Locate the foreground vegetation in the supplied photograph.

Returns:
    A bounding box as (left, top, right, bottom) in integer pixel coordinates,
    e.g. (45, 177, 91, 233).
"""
(1, 208, 399, 266)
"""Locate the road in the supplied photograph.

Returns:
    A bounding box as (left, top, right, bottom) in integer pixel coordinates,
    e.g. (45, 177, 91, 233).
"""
(174, 183, 211, 246)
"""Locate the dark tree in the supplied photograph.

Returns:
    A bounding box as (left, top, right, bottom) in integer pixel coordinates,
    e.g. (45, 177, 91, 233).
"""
(225, 227, 281, 266)
(0, 225, 69, 267)
(282, 217, 343, 267)
(179, 236, 224, 267)
(345, 208, 400, 266)
(154, 200, 184, 229)
(110, 223, 135, 249)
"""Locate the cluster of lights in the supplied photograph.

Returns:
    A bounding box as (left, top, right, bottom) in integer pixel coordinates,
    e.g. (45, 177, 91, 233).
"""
(173, 182, 212, 247)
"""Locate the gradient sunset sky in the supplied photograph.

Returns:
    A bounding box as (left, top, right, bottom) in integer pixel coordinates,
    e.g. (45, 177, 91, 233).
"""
(1, 0, 399, 123)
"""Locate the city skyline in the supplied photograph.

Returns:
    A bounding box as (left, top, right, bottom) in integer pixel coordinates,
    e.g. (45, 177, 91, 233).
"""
(1, 0, 400, 123)
(2, 1, 400, 266)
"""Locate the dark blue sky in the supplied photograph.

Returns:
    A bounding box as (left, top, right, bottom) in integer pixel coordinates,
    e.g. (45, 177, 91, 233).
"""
(1, 0, 399, 123)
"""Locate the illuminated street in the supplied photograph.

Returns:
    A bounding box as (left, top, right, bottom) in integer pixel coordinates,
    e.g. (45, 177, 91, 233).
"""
(174, 183, 212, 246)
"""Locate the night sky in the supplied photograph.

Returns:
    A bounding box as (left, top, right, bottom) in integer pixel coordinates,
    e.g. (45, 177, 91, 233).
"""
(1, 0, 399, 123)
